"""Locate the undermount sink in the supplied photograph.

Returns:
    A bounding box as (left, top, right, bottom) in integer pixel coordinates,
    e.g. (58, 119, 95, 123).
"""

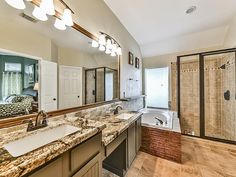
(3, 125, 80, 157)
(115, 113, 134, 120)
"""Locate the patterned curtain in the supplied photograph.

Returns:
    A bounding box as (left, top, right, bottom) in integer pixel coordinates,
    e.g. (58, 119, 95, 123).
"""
(2, 72, 22, 99)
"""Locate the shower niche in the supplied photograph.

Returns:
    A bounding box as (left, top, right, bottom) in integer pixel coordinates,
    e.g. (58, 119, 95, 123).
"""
(85, 67, 118, 104)
(173, 48, 236, 143)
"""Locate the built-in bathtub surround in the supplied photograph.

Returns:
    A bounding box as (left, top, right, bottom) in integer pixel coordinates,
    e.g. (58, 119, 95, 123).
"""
(140, 109, 181, 163)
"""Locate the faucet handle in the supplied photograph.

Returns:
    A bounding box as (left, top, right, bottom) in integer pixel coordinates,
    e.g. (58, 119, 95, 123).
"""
(26, 119, 34, 131)
(42, 117, 48, 126)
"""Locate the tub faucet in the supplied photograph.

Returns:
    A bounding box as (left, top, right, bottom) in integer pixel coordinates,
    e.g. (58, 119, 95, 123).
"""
(113, 105, 123, 115)
(155, 117, 164, 125)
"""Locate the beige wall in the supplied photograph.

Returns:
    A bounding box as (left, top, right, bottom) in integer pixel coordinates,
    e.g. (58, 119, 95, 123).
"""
(224, 15, 236, 48)
(0, 22, 53, 61)
(58, 47, 96, 68)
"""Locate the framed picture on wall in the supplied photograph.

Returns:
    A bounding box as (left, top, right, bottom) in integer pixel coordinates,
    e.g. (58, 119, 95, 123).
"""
(135, 57, 140, 69)
(129, 52, 134, 65)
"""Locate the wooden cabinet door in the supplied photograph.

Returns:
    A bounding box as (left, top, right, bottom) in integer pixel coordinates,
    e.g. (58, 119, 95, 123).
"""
(136, 116, 142, 152)
(128, 122, 136, 167)
(29, 157, 63, 177)
(72, 153, 102, 177)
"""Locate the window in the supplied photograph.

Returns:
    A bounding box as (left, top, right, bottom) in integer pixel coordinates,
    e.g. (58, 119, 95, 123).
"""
(145, 67, 169, 108)
(5, 63, 21, 72)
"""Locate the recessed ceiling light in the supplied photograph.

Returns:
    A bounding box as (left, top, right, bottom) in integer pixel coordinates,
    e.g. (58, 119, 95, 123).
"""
(186, 6, 197, 14)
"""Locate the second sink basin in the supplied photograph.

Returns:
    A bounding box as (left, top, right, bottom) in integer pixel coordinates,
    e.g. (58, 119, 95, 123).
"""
(115, 113, 134, 120)
(3, 125, 80, 157)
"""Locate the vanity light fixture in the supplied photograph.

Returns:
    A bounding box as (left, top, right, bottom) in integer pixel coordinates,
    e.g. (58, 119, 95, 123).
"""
(5, 0, 26, 10)
(5, 0, 74, 31)
(62, 9, 73, 26)
(32, 5, 48, 21)
(54, 18, 66, 30)
(92, 32, 122, 56)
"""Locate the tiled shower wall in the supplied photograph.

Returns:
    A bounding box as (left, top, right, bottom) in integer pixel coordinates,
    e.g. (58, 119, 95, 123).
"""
(171, 56, 200, 136)
(171, 53, 236, 141)
(205, 53, 236, 141)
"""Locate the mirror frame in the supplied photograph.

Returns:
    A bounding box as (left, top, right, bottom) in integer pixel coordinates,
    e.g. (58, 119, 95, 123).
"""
(0, 1, 121, 128)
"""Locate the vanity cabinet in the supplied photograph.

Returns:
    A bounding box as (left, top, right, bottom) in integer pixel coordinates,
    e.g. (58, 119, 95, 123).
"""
(29, 133, 102, 177)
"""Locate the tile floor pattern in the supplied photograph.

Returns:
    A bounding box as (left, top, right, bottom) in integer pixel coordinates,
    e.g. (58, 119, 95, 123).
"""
(103, 135, 236, 177)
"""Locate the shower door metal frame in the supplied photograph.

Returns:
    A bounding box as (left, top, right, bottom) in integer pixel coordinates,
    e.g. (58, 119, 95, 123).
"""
(177, 47, 236, 145)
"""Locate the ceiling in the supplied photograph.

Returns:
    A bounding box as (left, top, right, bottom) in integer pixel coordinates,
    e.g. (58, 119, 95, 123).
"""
(104, 0, 236, 57)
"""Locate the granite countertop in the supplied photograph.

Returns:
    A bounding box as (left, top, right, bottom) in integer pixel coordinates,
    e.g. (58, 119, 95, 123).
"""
(80, 112, 143, 146)
(0, 116, 106, 177)
(0, 111, 142, 177)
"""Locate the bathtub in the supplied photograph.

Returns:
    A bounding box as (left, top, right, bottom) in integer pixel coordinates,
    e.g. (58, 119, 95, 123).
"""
(141, 109, 180, 132)
(140, 109, 181, 163)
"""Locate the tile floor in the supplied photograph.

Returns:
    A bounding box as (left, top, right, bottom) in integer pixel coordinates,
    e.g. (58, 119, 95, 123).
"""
(103, 135, 236, 177)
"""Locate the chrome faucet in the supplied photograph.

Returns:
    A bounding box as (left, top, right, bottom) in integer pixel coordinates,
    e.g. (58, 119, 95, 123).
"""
(155, 117, 164, 125)
(36, 110, 48, 126)
(113, 105, 123, 115)
(26, 110, 48, 132)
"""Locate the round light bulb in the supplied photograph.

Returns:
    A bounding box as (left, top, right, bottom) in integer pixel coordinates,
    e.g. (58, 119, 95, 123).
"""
(99, 45, 105, 51)
(117, 47, 122, 55)
(62, 9, 73, 26)
(112, 43, 117, 53)
(41, 0, 55, 15)
(111, 51, 116, 57)
(54, 18, 66, 30)
(98, 34, 106, 46)
(32, 5, 48, 21)
(92, 40, 99, 48)
(105, 48, 111, 54)
(5, 0, 25, 10)
(106, 39, 112, 50)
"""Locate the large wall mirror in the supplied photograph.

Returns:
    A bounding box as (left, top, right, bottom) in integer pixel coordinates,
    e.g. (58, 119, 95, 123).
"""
(0, 1, 119, 121)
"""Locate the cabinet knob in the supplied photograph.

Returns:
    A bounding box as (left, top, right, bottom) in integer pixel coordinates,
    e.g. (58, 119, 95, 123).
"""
(53, 98, 56, 101)
(78, 96, 80, 98)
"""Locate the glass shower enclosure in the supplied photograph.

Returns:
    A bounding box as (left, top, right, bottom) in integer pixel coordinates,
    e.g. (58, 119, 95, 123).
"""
(174, 48, 236, 144)
(85, 67, 118, 104)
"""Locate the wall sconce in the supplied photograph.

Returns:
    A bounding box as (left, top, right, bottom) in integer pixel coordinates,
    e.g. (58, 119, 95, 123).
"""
(91, 32, 122, 57)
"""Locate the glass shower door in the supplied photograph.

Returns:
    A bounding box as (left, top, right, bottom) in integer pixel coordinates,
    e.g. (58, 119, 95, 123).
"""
(203, 52, 236, 141)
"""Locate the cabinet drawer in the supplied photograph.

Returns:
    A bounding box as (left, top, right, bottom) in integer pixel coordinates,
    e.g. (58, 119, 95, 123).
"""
(72, 153, 101, 177)
(105, 130, 127, 157)
(70, 133, 102, 174)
